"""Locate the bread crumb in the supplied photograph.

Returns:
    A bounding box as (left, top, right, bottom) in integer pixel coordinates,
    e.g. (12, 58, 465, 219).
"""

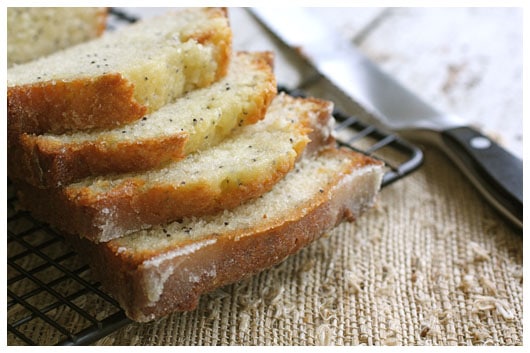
(437, 308, 453, 325)
(317, 302, 336, 321)
(472, 328, 490, 344)
(473, 295, 496, 311)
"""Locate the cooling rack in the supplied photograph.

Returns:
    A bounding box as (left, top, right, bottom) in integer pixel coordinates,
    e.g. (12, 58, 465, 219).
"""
(7, 8, 423, 346)
(7, 190, 131, 345)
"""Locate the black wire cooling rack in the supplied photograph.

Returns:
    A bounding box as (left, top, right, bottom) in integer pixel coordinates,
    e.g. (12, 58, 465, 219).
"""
(7, 192, 131, 345)
(7, 8, 424, 346)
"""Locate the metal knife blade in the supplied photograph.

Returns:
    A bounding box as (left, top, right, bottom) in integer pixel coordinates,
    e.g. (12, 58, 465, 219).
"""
(251, 7, 462, 132)
(251, 7, 522, 230)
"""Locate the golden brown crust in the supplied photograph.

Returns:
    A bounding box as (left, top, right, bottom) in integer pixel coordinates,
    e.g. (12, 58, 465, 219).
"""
(14, 96, 329, 242)
(191, 8, 232, 82)
(9, 52, 275, 188)
(108, 148, 380, 265)
(7, 8, 231, 137)
(7, 73, 147, 137)
(66, 148, 384, 321)
(15, 179, 104, 239)
(95, 8, 108, 36)
(299, 97, 336, 156)
(9, 49, 275, 188)
(214, 40, 231, 81)
(12, 156, 294, 242)
(8, 132, 189, 188)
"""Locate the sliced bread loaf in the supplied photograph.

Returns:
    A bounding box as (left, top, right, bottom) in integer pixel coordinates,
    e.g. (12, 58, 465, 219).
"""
(7, 7, 231, 136)
(15, 93, 336, 243)
(9, 51, 276, 188)
(66, 147, 385, 322)
(8, 7, 108, 67)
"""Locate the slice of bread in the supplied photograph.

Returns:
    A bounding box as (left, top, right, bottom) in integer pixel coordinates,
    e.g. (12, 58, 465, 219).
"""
(7, 7, 231, 136)
(7, 7, 108, 67)
(9, 52, 276, 188)
(66, 147, 384, 322)
(15, 93, 336, 243)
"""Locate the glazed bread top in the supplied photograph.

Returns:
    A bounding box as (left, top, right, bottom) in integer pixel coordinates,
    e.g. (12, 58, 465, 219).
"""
(7, 7, 108, 67)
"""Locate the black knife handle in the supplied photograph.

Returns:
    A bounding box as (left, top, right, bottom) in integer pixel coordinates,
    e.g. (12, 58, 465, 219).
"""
(441, 126, 522, 230)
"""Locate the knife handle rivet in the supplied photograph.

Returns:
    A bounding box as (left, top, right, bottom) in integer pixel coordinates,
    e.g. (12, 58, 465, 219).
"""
(470, 136, 492, 150)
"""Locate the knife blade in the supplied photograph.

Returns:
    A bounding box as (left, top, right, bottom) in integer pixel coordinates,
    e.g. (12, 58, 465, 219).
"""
(251, 7, 522, 230)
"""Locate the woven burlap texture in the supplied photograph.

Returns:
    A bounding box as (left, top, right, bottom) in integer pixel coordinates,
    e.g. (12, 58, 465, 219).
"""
(95, 146, 522, 345)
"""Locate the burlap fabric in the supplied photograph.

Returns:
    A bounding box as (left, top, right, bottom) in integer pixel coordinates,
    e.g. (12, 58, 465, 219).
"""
(90, 146, 521, 345)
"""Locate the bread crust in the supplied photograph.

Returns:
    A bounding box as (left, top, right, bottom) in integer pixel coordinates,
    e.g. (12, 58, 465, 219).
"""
(14, 95, 335, 242)
(7, 8, 231, 136)
(95, 7, 108, 36)
(7, 74, 147, 137)
(299, 97, 336, 156)
(66, 149, 384, 321)
(11, 132, 189, 188)
(189, 8, 232, 82)
(14, 156, 295, 243)
(8, 52, 275, 188)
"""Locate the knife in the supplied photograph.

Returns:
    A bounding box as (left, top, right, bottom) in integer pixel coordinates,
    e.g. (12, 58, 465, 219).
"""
(251, 7, 522, 230)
